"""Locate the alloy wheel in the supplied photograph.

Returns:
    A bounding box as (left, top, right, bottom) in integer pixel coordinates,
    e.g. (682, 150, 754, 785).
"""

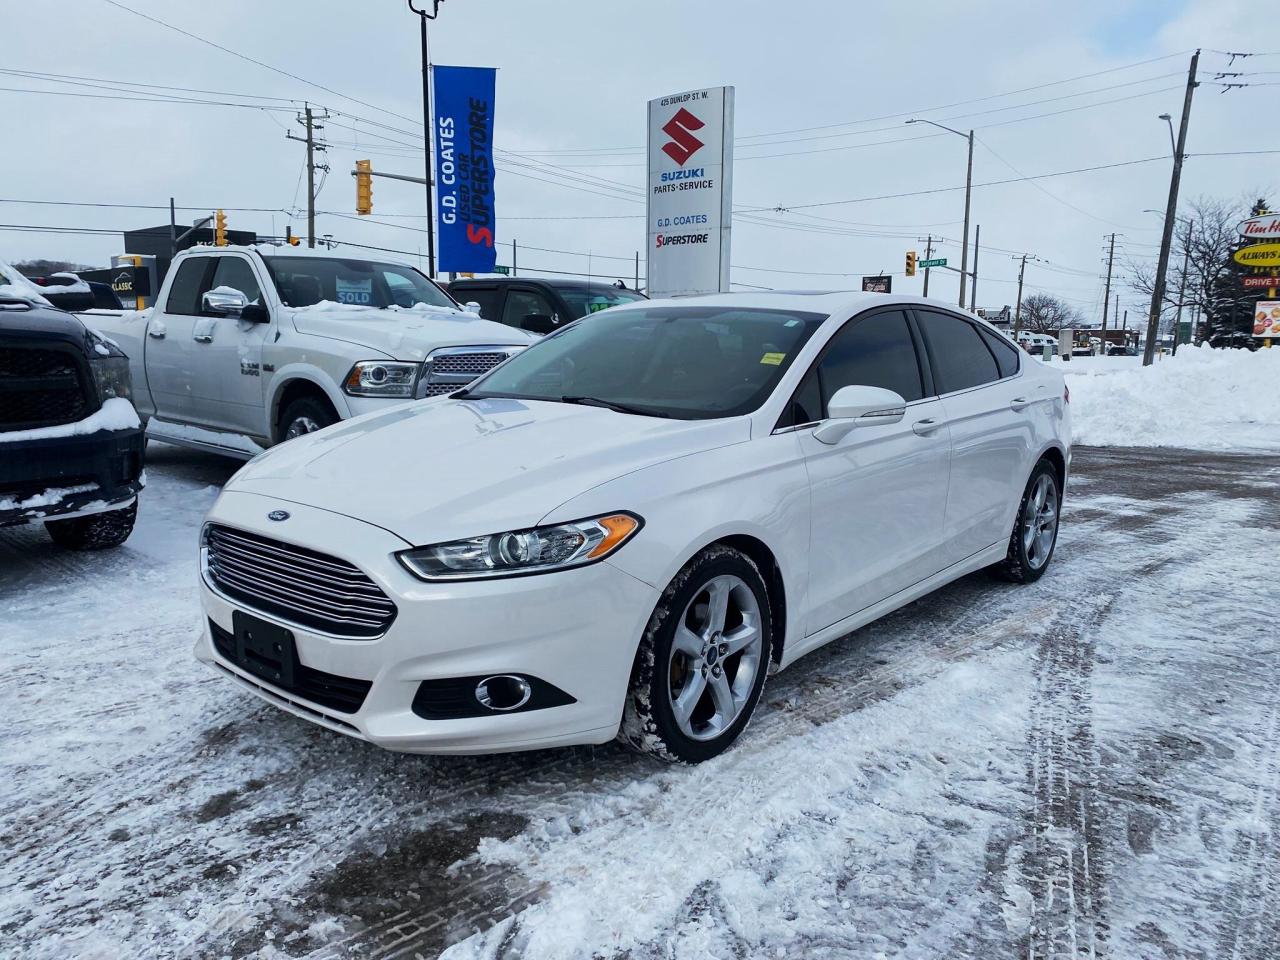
(1022, 473, 1059, 570)
(667, 574, 764, 741)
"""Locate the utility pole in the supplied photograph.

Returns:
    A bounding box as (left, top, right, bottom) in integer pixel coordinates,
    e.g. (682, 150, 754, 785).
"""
(1013, 253, 1030, 335)
(169, 197, 177, 258)
(904, 120, 973, 308)
(1143, 49, 1199, 366)
(635, 251, 640, 291)
(1172, 243, 1190, 355)
(921, 235, 934, 297)
(286, 104, 329, 248)
(512, 239, 518, 277)
(1100, 233, 1116, 340)
(969, 224, 980, 312)
(408, 1, 443, 277)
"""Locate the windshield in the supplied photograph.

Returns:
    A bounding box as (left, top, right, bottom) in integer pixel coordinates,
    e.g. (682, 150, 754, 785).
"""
(465, 306, 826, 420)
(557, 286, 646, 319)
(262, 256, 456, 310)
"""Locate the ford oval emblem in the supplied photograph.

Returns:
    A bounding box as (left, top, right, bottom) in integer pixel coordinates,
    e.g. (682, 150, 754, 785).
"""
(267, 510, 290, 522)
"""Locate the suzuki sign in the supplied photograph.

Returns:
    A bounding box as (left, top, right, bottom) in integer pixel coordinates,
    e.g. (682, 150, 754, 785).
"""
(647, 86, 734, 298)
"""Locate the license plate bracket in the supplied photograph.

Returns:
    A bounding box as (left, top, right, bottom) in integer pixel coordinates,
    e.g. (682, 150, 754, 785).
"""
(233, 611, 296, 689)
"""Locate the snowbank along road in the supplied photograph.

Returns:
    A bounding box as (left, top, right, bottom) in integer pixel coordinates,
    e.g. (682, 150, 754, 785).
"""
(3, 442, 1279, 959)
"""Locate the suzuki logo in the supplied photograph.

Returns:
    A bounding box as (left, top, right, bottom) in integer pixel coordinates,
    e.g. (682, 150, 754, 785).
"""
(661, 108, 705, 167)
(267, 510, 290, 522)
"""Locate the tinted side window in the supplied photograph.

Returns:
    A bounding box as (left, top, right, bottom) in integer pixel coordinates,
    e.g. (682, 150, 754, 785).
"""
(208, 257, 262, 308)
(817, 310, 923, 405)
(978, 326, 1020, 378)
(502, 289, 556, 330)
(165, 258, 210, 316)
(917, 311, 1000, 393)
(456, 287, 504, 321)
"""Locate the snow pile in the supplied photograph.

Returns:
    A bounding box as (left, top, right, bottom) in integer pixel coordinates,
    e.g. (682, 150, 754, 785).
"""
(0, 397, 139, 442)
(1052, 345, 1280, 451)
(0, 483, 98, 513)
(0, 261, 52, 306)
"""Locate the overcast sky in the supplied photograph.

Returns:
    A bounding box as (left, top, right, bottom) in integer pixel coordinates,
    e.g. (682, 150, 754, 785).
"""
(2, 0, 1275, 321)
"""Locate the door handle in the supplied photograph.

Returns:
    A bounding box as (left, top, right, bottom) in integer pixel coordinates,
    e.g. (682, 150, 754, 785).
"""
(147, 328, 165, 339)
(912, 418, 944, 436)
(1009, 397, 1030, 412)
(194, 334, 213, 344)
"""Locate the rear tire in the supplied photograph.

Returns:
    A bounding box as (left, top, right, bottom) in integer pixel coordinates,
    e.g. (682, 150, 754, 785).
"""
(618, 546, 772, 763)
(45, 501, 137, 550)
(991, 458, 1061, 583)
(278, 394, 338, 443)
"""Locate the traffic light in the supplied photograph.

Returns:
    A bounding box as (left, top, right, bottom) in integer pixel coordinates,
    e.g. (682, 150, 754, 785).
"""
(214, 209, 228, 246)
(905, 250, 917, 277)
(355, 159, 373, 216)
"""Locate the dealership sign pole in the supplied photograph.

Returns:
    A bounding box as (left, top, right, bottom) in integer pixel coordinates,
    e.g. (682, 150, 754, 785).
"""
(433, 65, 498, 275)
(646, 86, 734, 298)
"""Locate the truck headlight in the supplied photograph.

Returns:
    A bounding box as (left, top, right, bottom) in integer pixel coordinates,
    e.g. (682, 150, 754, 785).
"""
(87, 334, 133, 402)
(397, 513, 642, 581)
(343, 360, 421, 398)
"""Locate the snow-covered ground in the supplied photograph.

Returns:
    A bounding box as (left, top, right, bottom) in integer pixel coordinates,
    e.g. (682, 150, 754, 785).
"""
(1047, 345, 1280, 452)
(3, 442, 1279, 959)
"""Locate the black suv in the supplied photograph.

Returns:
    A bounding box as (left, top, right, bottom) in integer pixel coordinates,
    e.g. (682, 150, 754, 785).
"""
(1, 289, 144, 548)
(446, 278, 645, 334)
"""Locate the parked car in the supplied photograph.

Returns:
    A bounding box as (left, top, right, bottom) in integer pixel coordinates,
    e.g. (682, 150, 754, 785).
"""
(84, 245, 534, 459)
(31, 272, 126, 311)
(196, 292, 1070, 762)
(447, 277, 646, 334)
(0, 263, 144, 548)
(1017, 332, 1058, 358)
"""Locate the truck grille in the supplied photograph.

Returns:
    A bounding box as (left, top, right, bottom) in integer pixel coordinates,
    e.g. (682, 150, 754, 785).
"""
(203, 525, 397, 639)
(0, 346, 91, 432)
(417, 346, 523, 398)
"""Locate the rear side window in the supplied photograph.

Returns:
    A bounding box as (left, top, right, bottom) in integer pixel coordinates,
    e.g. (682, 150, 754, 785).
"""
(916, 311, 1000, 393)
(454, 286, 504, 321)
(818, 310, 924, 404)
(165, 258, 211, 316)
(978, 326, 1020, 378)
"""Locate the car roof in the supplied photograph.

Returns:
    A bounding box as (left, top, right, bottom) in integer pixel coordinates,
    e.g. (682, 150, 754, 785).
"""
(629, 290, 984, 318)
(447, 277, 636, 290)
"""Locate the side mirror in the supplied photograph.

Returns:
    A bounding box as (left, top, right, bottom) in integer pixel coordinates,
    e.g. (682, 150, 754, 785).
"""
(463, 301, 483, 316)
(43, 289, 96, 312)
(813, 385, 907, 445)
(522, 312, 557, 335)
(202, 288, 249, 316)
(241, 303, 270, 324)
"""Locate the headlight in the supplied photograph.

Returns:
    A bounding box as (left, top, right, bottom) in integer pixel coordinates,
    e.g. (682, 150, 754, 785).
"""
(343, 360, 421, 398)
(397, 512, 642, 581)
(87, 333, 132, 404)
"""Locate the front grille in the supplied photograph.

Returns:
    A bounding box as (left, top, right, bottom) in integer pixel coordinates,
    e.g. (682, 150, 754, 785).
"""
(203, 525, 397, 639)
(417, 347, 521, 399)
(0, 346, 91, 432)
(431, 352, 510, 376)
(210, 620, 372, 714)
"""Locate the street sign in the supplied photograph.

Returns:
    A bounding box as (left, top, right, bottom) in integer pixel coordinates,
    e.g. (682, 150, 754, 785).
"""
(861, 275, 891, 293)
(493, 265, 510, 276)
(920, 257, 947, 268)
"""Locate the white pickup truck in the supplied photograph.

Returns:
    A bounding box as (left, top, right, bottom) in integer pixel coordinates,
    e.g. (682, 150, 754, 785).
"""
(84, 245, 533, 458)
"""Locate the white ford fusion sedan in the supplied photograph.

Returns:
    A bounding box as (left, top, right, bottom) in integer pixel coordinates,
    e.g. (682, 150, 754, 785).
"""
(195, 292, 1069, 762)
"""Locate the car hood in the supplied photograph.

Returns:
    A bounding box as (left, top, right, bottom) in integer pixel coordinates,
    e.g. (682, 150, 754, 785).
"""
(286, 303, 534, 360)
(226, 397, 750, 545)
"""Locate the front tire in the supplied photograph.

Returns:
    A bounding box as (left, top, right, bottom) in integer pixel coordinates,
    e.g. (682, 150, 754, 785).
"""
(45, 501, 137, 550)
(991, 458, 1061, 583)
(619, 546, 772, 763)
(278, 395, 338, 443)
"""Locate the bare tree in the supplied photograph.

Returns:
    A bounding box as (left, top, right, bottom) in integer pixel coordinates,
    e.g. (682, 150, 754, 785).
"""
(1020, 292, 1083, 333)
(12, 258, 95, 277)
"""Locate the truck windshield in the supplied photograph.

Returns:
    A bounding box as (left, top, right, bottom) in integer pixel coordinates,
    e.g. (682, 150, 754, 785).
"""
(464, 306, 826, 420)
(262, 257, 456, 311)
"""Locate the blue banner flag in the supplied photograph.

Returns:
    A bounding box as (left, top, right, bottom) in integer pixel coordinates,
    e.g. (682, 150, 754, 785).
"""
(433, 65, 497, 274)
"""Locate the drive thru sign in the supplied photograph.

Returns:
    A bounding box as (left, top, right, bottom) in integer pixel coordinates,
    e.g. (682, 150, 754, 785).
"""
(646, 86, 735, 298)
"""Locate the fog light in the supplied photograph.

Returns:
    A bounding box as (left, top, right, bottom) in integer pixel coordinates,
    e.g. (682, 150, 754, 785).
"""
(475, 675, 532, 711)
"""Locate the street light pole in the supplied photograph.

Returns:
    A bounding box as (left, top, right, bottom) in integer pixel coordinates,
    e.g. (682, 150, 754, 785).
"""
(1143, 50, 1199, 366)
(407, 0, 443, 278)
(907, 119, 974, 309)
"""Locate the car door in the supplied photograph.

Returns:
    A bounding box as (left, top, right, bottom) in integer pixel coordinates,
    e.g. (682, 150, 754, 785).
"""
(143, 255, 214, 422)
(792, 308, 952, 635)
(196, 254, 272, 434)
(501, 286, 560, 332)
(914, 309, 1033, 565)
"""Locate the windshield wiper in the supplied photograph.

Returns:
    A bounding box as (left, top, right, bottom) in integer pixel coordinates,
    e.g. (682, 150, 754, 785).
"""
(560, 395, 669, 418)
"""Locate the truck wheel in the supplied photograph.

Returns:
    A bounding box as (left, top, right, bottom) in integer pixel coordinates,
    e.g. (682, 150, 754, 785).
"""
(278, 395, 337, 442)
(45, 501, 138, 550)
(618, 545, 772, 763)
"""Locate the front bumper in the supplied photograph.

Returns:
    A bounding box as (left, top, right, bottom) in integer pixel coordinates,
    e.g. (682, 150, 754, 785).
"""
(195, 490, 659, 755)
(0, 426, 145, 526)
